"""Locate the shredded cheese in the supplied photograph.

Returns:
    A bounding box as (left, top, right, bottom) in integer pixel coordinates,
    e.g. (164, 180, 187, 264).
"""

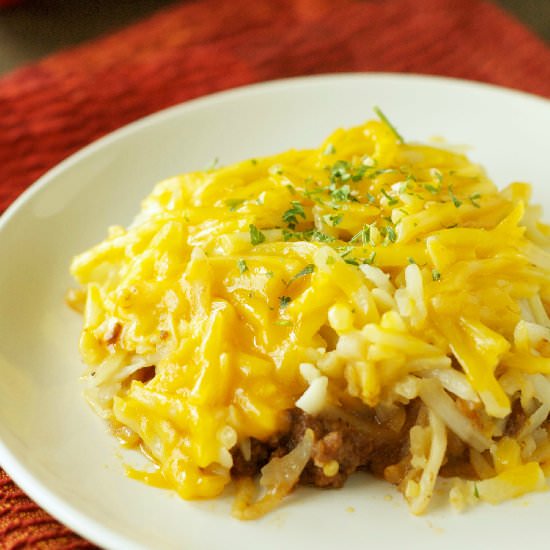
(69, 115, 550, 515)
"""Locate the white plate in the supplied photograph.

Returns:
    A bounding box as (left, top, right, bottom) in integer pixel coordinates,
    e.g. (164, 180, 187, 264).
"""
(1, 74, 549, 550)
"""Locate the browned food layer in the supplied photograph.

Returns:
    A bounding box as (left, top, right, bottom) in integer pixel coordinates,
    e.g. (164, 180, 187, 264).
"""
(231, 402, 422, 489)
(231, 395, 526, 490)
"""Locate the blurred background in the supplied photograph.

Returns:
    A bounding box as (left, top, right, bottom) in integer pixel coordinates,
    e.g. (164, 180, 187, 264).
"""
(0, 0, 549, 76)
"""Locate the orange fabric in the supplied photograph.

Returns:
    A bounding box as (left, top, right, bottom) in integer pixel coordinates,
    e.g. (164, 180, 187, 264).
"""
(0, 0, 549, 545)
(0, 470, 96, 549)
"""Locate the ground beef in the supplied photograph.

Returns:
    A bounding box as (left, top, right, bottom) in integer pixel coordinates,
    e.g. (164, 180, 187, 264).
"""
(504, 399, 527, 437)
(439, 430, 477, 479)
(231, 438, 273, 478)
(231, 401, 421, 488)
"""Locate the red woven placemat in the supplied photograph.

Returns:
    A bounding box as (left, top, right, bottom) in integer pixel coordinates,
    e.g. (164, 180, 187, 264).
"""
(0, 0, 549, 546)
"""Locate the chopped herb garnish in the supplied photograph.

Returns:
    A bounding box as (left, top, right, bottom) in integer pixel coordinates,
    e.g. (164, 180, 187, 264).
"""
(282, 228, 299, 241)
(430, 169, 443, 184)
(249, 224, 266, 245)
(350, 225, 371, 246)
(326, 255, 336, 265)
(289, 264, 315, 284)
(286, 184, 297, 195)
(366, 192, 376, 203)
(330, 160, 352, 183)
(283, 228, 334, 243)
(329, 160, 366, 186)
(373, 106, 404, 143)
(344, 257, 360, 266)
(237, 259, 248, 274)
(279, 295, 292, 309)
(282, 201, 306, 229)
(408, 257, 416, 264)
(265, 270, 274, 278)
(367, 168, 398, 179)
(385, 225, 397, 243)
(448, 185, 462, 208)
(362, 156, 376, 167)
(274, 319, 293, 326)
(323, 143, 336, 155)
(473, 484, 480, 499)
(424, 183, 440, 195)
(326, 213, 343, 227)
(364, 251, 377, 265)
(351, 164, 367, 182)
(398, 181, 409, 194)
(269, 164, 283, 175)
(338, 246, 354, 258)
(251, 158, 258, 165)
(329, 183, 353, 202)
(432, 269, 441, 281)
(381, 188, 399, 206)
(207, 157, 219, 170)
(225, 198, 245, 211)
(309, 230, 335, 243)
(469, 193, 481, 208)
(303, 187, 324, 198)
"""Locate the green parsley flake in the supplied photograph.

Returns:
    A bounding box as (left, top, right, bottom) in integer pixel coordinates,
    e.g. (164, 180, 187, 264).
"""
(269, 164, 283, 176)
(385, 225, 397, 243)
(365, 251, 376, 265)
(330, 160, 352, 183)
(432, 269, 441, 281)
(430, 168, 443, 184)
(207, 157, 219, 170)
(469, 193, 481, 208)
(289, 264, 315, 285)
(338, 246, 354, 258)
(424, 183, 439, 195)
(327, 213, 343, 227)
(237, 259, 248, 274)
(329, 160, 367, 186)
(473, 484, 480, 499)
(282, 229, 334, 243)
(249, 224, 266, 245)
(448, 185, 462, 208)
(279, 296, 292, 309)
(225, 198, 245, 211)
(350, 225, 371, 246)
(274, 319, 293, 326)
(309, 230, 335, 243)
(329, 183, 353, 202)
(373, 106, 404, 143)
(381, 188, 399, 206)
(344, 257, 360, 266)
(323, 143, 336, 155)
(282, 201, 306, 229)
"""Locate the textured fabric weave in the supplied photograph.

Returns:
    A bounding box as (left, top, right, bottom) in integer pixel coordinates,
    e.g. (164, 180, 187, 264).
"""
(0, 0, 549, 546)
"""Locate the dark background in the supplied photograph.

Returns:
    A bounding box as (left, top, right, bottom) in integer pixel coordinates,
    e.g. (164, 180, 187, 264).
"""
(0, 0, 549, 75)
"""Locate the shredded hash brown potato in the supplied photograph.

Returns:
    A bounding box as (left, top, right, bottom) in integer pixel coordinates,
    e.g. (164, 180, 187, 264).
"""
(69, 114, 550, 517)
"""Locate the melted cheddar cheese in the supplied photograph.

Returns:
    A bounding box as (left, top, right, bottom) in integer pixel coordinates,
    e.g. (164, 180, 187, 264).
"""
(70, 115, 550, 513)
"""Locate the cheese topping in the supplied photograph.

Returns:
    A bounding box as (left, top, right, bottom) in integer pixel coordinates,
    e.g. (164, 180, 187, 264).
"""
(69, 115, 550, 514)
